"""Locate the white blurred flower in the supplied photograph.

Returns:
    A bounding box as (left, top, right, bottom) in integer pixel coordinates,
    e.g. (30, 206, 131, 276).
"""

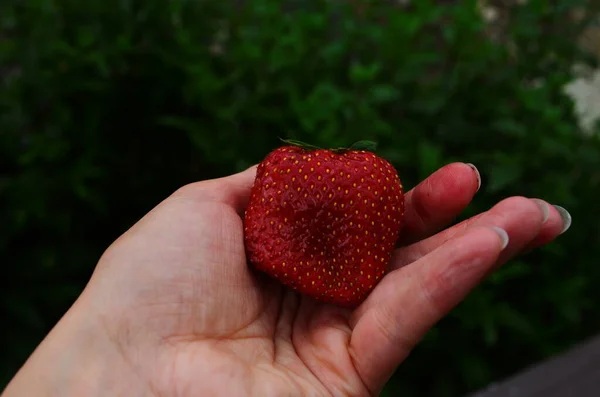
(564, 65, 600, 135)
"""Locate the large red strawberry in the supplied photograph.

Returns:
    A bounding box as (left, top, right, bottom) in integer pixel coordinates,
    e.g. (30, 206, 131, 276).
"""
(243, 140, 405, 308)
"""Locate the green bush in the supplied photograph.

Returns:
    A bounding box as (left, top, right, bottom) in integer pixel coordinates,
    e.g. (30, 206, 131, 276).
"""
(2, 0, 600, 395)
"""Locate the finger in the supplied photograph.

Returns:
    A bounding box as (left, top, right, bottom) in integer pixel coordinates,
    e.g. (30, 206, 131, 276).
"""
(170, 165, 258, 215)
(391, 196, 563, 270)
(349, 226, 508, 395)
(398, 162, 480, 245)
(522, 203, 571, 251)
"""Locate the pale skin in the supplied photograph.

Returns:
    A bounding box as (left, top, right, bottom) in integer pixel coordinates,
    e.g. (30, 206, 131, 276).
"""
(2, 163, 569, 397)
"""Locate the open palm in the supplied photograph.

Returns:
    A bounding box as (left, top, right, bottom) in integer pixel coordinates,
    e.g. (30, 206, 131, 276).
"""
(3, 163, 567, 397)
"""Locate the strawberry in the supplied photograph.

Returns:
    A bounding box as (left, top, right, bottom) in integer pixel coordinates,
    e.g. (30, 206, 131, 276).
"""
(243, 140, 405, 308)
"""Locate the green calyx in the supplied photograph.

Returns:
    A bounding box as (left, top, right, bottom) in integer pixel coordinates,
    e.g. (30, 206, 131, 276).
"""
(279, 138, 378, 153)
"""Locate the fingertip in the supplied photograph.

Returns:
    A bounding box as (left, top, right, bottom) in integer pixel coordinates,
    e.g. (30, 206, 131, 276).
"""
(520, 201, 569, 252)
(400, 162, 481, 243)
(552, 205, 572, 234)
(413, 162, 479, 203)
(465, 163, 481, 192)
(490, 226, 509, 250)
(447, 225, 509, 258)
(227, 163, 259, 188)
(491, 196, 545, 226)
(235, 163, 259, 178)
(168, 164, 260, 216)
(428, 162, 481, 206)
(531, 199, 550, 223)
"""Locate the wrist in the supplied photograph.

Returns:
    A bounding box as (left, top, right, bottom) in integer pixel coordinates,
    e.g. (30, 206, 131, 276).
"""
(2, 294, 142, 397)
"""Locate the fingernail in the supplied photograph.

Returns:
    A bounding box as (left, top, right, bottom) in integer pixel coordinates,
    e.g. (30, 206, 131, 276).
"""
(531, 199, 550, 223)
(553, 205, 572, 234)
(466, 163, 481, 192)
(491, 226, 509, 250)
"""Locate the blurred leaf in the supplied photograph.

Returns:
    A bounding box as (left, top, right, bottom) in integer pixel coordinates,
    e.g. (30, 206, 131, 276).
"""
(369, 84, 400, 104)
(3, 297, 45, 330)
(349, 61, 381, 84)
(417, 141, 443, 178)
(496, 304, 536, 337)
(487, 162, 524, 193)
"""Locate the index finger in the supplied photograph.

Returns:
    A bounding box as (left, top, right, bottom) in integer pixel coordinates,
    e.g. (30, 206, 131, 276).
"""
(398, 162, 481, 245)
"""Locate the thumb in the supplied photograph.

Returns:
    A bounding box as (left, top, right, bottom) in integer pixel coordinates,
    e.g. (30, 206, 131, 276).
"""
(171, 164, 259, 216)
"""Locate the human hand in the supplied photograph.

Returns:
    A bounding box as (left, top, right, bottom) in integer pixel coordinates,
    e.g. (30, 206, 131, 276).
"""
(2, 163, 570, 397)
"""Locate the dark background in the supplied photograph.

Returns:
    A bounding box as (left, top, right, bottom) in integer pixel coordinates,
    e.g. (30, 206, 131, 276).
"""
(2, 0, 600, 396)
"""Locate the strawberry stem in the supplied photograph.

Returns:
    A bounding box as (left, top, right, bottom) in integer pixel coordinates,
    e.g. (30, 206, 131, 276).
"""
(346, 140, 378, 152)
(279, 138, 378, 153)
(279, 138, 323, 151)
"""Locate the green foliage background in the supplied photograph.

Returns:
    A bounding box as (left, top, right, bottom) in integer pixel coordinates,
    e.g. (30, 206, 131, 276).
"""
(2, 0, 600, 395)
